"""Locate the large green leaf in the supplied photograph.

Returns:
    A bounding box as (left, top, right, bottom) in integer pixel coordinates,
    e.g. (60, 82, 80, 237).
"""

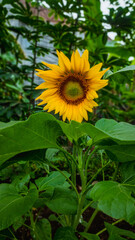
(82, 118, 135, 144)
(105, 222, 135, 240)
(82, 118, 135, 162)
(95, 118, 135, 144)
(53, 227, 78, 240)
(35, 171, 70, 191)
(0, 112, 63, 165)
(34, 218, 51, 240)
(46, 186, 78, 215)
(0, 183, 38, 230)
(95, 119, 135, 162)
(90, 181, 135, 224)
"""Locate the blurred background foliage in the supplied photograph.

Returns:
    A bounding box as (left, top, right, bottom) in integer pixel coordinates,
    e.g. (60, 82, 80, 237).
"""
(0, 0, 135, 123)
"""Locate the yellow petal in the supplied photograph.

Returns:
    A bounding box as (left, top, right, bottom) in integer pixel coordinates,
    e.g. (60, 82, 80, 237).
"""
(82, 100, 93, 112)
(42, 62, 64, 74)
(78, 105, 88, 121)
(43, 104, 49, 111)
(74, 50, 81, 73)
(35, 88, 57, 101)
(87, 90, 98, 99)
(57, 50, 71, 72)
(88, 67, 110, 81)
(68, 105, 73, 121)
(35, 82, 47, 89)
(81, 50, 90, 72)
(90, 80, 108, 90)
(59, 101, 67, 116)
(62, 112, 67, 121)
(82, 49, 89, 61)
(71, 51, 75, 72)
(36, 70, 60, 79)
(86, 63, 103, 79)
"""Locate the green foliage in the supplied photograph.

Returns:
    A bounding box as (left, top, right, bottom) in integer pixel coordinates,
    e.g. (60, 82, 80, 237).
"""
(0, 112, 62, 165)
(1, 112, 135, 167)
(0, 183, 38, 231)
(33, 218, 52, 240)
(90, 181, 135, 224)
(46, 186, 78, 214)
(105, 222, 135, 240)
(35, 171, 70, 191)
(120, 161, 135, 185)
(53, 227, 78, 240)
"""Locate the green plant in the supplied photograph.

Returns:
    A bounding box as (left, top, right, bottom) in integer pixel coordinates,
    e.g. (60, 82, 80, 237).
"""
(0, 65, 135, 239)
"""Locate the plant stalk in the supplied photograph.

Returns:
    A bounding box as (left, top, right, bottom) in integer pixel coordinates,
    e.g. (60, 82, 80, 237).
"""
(84, 208, 98, 233)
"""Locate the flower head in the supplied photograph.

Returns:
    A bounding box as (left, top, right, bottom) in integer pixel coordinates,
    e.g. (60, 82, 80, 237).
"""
(35, 50, 109, 122)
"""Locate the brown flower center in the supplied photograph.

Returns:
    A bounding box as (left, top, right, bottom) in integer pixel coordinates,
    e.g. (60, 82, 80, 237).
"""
(59, 76, 86, 105)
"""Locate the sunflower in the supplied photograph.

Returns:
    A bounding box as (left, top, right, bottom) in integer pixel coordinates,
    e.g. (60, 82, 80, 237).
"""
(35, 50, 109, 122)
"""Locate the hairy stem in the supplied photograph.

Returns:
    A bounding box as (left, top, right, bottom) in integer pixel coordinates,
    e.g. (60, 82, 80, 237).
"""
(85, 147, 98, 178)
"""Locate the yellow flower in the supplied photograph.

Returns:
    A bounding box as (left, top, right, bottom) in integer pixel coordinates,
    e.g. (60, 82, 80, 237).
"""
(35, 50, 109, 122)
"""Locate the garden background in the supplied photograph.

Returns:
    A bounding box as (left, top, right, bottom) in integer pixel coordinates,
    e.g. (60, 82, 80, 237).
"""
(1, 0, 135, 123)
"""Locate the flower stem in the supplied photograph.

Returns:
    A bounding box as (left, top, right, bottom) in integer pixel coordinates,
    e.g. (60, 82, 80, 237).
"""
(59, 147, 78, 168)
(81, 201, 94, 214)
(84, 208, 99, 233)
(112, 162, 119, 181)
(73, 193, 86, 229)
(85, 147, 98, 177)
(101, 151, 105, 181)
(86, 161, 111, 190)
(72, 144, 77, 186)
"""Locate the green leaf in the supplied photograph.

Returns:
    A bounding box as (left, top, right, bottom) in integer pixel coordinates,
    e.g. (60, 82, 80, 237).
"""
(46, 148, 60, 162)
(94, 119, 135, 162)
(59, 120, 85, 142)
(0, 149, 46, 171)
(95, 118, 135, 144)
(0, 184, 38, 230)
(102, 144, 135, 162)
(0, 121, 18, 130)
(90, 181, 135, 224)
(79, 232, 100, 240)
(46, 186, 78, 215)
(105, 222, 135, 240)
(53, 227, 78, 240)
(105, 65, 135, 78)
(13, 216, 25, 231)
(82, 118, 135, 144)
(35, 171, 70, 191)
(104, 47, 134, 60)
(12, 173, 30, 192)
(120, 161, 135, 184)
(0, 112, 63, 165)
(34, 218, 51, 240)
